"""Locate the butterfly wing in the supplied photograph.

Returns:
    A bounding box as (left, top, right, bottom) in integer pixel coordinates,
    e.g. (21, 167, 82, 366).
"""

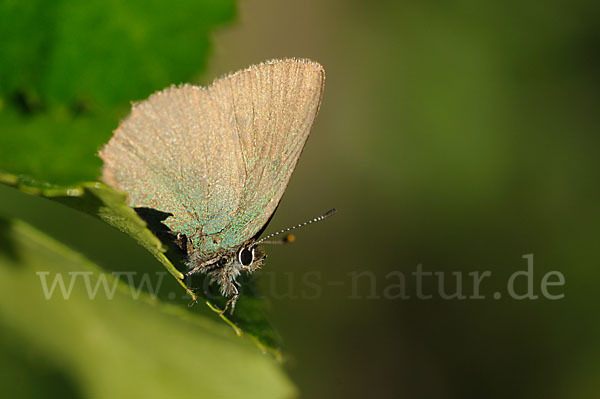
(100, 59, 324, 255)
(209, 59, 325, 249)
(100, 84, 248, 247)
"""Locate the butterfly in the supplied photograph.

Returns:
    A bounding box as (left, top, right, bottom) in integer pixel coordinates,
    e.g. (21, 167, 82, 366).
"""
(99, 59, 334, 313)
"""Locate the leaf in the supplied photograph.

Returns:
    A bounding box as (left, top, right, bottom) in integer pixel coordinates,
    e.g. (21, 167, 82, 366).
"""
(0, 106, 116, 184)
(0, 0, 235, 106)
(0, 0, 235, 183)
(0, 217, 296, 398)
(0, 172, 283, 355)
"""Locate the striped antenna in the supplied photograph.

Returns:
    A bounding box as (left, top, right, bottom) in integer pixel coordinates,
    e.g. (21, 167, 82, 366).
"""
(256, 208, 337, 245)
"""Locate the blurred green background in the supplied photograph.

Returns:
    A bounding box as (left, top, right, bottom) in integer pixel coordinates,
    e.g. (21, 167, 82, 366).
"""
(1, 0, 599, 398)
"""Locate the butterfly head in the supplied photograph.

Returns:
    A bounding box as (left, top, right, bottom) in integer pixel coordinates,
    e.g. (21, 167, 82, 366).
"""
(221, 242, 267, 274)
(184, 241, 265, 310)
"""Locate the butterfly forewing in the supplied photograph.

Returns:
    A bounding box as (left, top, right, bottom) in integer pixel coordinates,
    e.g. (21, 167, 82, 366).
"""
(210, 60, 325, 248)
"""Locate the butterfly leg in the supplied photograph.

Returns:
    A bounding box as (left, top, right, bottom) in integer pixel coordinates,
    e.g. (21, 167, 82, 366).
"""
(175, 232, 189, 253)
(156, 230, 190, 254)
(184, 257, 219, 278)
(220, 280, 240, 315)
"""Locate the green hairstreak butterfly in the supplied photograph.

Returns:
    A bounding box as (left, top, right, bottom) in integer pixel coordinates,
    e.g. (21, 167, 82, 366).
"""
(99, 59, 335, 313)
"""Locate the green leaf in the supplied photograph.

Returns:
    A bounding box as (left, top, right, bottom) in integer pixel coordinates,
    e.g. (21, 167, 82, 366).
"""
(0, 0, 235, 183)
(0, 0, 235, 106)
(0, 172, 283, 355)
(0, 217, 296, 398)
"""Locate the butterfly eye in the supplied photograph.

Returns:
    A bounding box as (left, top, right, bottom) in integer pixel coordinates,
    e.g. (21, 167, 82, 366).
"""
(238, 247, 254, 266)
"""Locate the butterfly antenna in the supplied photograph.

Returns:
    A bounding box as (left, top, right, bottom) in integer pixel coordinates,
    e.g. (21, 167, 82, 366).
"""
(256, 208, 337, 245)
